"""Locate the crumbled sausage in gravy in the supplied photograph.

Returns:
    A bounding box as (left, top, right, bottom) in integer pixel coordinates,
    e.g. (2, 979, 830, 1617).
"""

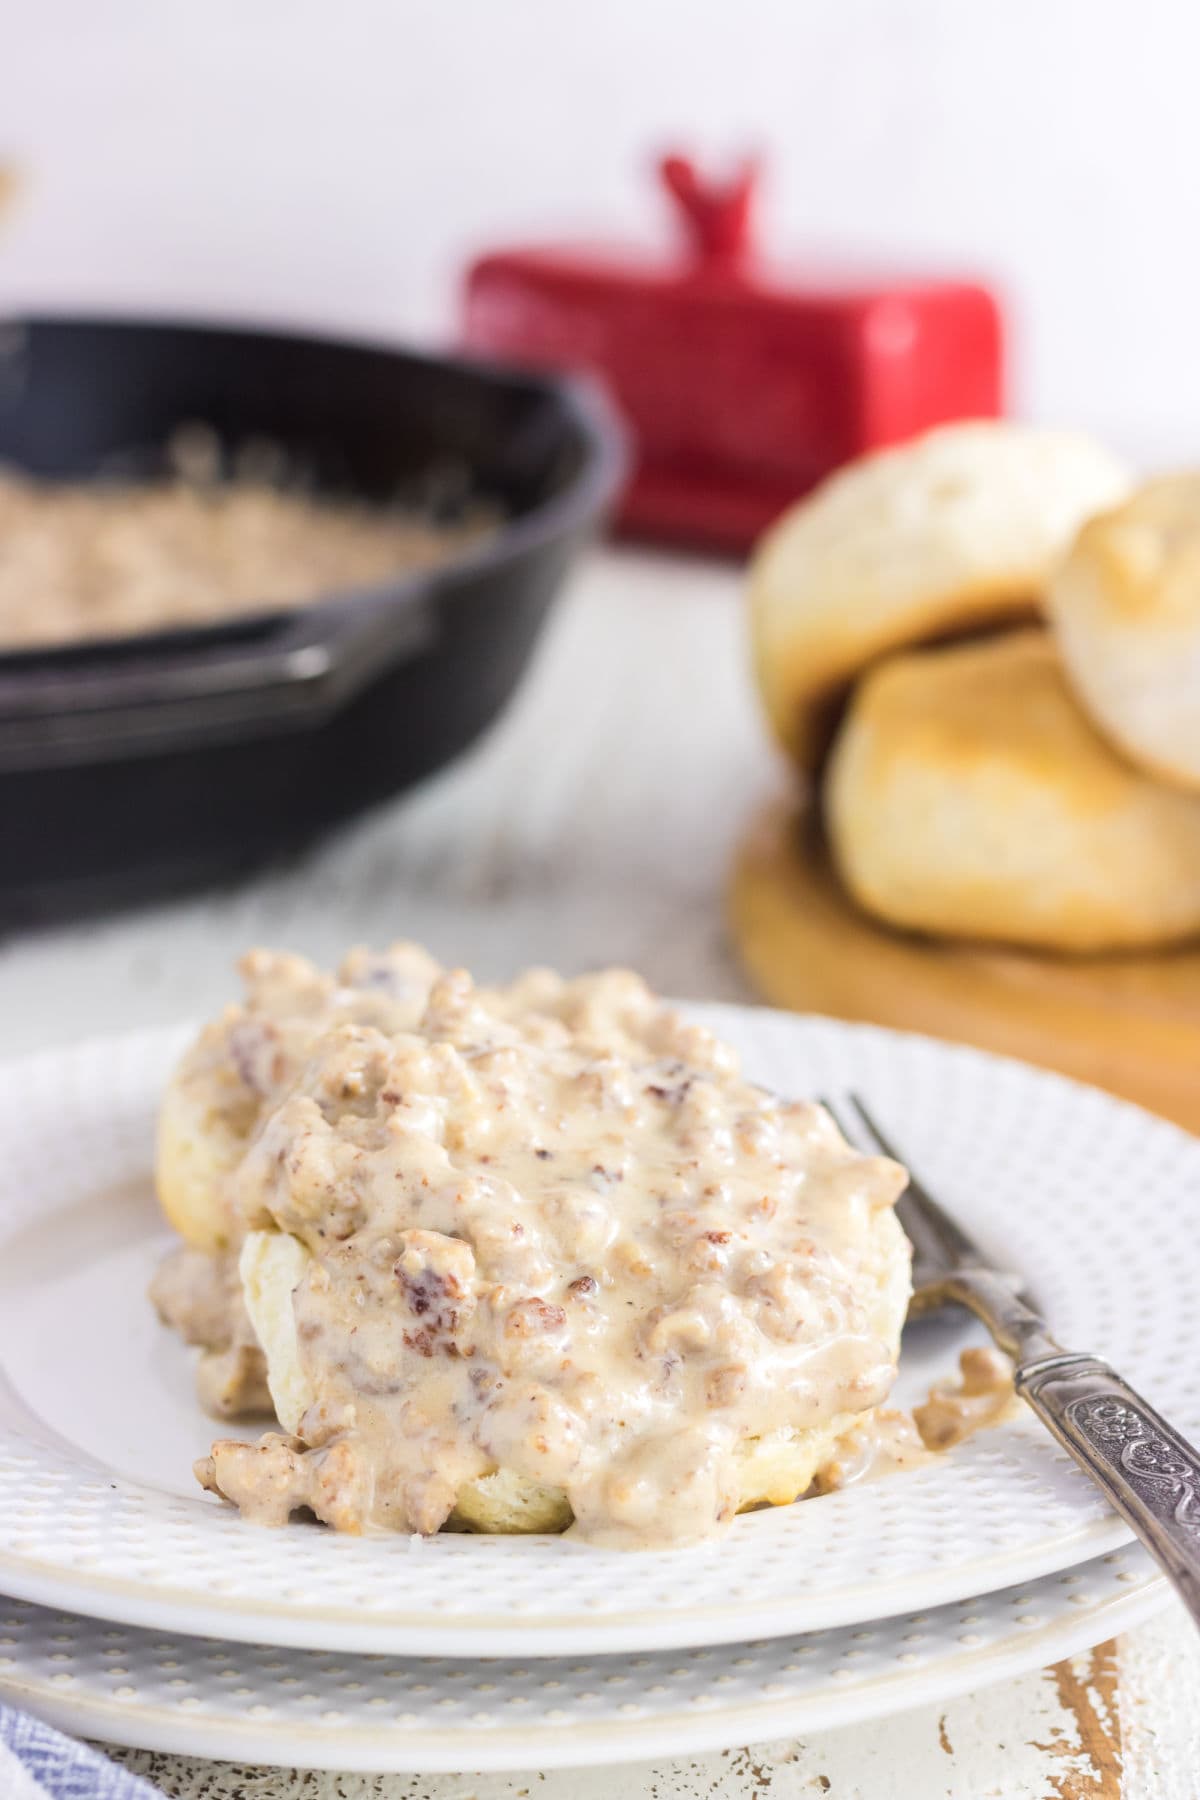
(192, 964, 911, 1546)
(913, 1346, 1019, 1450)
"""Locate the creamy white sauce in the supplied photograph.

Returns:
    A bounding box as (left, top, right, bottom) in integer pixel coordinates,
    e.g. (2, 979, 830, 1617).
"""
(183, 956, 912, 1546)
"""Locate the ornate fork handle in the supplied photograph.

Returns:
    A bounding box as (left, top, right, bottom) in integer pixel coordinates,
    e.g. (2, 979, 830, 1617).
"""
(1018, 1354, 1200, 1621)
(826, 1094, 1200, 1627)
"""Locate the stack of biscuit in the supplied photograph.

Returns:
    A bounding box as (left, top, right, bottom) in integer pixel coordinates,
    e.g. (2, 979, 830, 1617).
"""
(736, 422, 1200, 1129)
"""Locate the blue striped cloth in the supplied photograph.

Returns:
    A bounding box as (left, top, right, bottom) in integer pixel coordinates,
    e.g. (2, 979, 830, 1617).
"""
(0, 1705, 163, 1798)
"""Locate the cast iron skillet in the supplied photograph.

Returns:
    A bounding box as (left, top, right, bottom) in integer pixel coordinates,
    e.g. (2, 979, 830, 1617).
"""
(0, 316, 625, 925)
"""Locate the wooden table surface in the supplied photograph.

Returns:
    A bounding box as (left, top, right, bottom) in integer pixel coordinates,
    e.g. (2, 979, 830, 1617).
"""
(2, 549, 1196, 1797)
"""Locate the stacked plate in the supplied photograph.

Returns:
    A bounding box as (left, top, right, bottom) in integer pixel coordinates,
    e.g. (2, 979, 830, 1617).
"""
(0, 1008, 1191, 1774)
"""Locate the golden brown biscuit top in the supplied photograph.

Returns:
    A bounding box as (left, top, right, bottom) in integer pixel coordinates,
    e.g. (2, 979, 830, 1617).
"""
(847, 628, 1137, 813)
(1068, 474, 1200, 623)
(749, 422, 1130, 772)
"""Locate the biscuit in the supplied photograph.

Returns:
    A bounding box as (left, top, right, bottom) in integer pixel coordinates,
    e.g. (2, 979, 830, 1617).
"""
(239, 1220, 911, 1536)
(177, 953, 914, 1541)
(156, 944, 442, 1251)
(750, 423, 1130, 771)
(825, 629, 1200, 952)
(1050, 473, 1200, 789)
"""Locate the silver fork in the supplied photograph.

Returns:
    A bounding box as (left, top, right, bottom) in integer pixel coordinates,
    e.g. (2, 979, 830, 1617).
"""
(825, 1090, 1200, 1628)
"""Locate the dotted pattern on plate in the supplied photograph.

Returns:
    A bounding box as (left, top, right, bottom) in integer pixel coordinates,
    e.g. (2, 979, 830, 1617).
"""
(0, 1548, 1165, 1772)
(0, 1011, 1197, 1656)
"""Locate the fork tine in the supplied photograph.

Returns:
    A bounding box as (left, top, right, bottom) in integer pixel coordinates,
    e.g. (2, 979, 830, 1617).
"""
(846, 1093, 949, 1205)
(841, 1093, 906, 1165)
(816, 1093, 854, 1144)
(831, 1087, 993, 1288)
(841, 1087, 949, 1216)
(819, 1092, 907, 1171)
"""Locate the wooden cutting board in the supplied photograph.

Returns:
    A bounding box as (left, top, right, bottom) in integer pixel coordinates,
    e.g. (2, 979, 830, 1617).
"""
(729, 797, 1200, 1137)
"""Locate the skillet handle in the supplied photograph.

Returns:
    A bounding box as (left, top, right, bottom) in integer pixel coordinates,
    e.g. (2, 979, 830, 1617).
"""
(0, 580, 437, 767)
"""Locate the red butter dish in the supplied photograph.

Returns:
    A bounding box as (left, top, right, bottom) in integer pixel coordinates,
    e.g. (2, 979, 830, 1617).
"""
(461, 154, 1005, 552)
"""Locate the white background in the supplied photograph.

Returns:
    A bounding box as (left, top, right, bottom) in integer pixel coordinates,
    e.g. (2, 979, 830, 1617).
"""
(0, 0, 1197, 458)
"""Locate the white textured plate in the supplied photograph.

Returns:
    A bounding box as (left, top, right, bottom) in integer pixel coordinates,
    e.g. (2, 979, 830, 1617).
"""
(0, 1012, 1197, 1657)
(0, 1549, 1167, 1771)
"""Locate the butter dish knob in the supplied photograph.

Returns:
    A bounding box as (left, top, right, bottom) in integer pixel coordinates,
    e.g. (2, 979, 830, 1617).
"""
(658, 150, 760, 265)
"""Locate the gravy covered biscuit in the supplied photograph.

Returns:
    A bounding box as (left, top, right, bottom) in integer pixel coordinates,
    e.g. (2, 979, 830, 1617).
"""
(1050, 474, 1200, 790)
(826, 629, 1200, 953)
(156, 950, 913, 1547)
(151, 943, 442, 1416)
(751, 422, 1130, 772)
(155, 942, 443, 1253)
